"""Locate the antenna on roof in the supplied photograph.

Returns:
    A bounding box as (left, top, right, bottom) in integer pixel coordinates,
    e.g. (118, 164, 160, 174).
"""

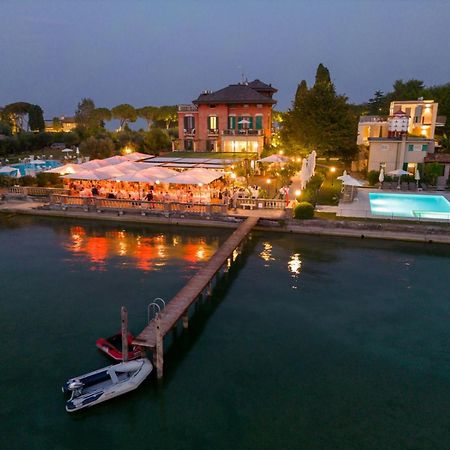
(238, 65, 247, 84)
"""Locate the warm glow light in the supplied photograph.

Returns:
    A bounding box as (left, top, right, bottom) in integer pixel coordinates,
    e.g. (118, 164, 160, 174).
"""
(266, 179, 271, 184)
(155, 180, 160, 184)
(278, 150, 284, 155)
(330, 166, 336, 173)
(198, 183, 203, 187)
(295, 190, 301, 197)
(123, 147, 132, 154)
(231, 173, 237, 179)
(296, 157, 301, 162)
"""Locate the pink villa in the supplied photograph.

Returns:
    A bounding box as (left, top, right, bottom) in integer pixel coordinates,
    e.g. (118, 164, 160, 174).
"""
(175, 80, 277, 155)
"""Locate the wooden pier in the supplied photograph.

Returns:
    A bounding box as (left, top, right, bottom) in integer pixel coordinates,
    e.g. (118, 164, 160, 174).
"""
(133, 216, 259, 378)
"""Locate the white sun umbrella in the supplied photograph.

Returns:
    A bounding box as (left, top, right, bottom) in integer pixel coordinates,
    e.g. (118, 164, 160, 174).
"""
(61, 170, 106, 181)
(29, 159, 46, 164)
(77, 159, 109, 170)
(45, 163, 79, 175)
(388, 168, 410, 189)
(94, 165, 128, 179)
(299, 158, 309, 189)
(238, 119, 250, 125)
(0, 166, 20, 176)
(102, 155, 127, 165)
(138, 166, 179, 181)
(61, 148, 73, 153)
(310, 150, 317, 176)
(258, 154, 290, 164)
(123, 152, 152, 161)
(414, 168, 421, 189)
(378, 167, 385, 189)
(163, 168, 223, 185)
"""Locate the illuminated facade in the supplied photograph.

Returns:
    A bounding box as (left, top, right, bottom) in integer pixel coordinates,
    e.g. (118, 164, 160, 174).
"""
(176, 80, 277, 155)
(45, 116, 77, 133)
(357, 100, 446, 173)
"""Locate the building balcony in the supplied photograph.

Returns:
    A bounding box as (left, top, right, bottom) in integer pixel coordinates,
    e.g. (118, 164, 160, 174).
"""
(178, 104, 198, 112)
(222, 129, 264, 136)
(436, 116, 447, 127)
(207, 129, 219, 136)
(359, 115, 388, 124)
(183, 129, 196, 137)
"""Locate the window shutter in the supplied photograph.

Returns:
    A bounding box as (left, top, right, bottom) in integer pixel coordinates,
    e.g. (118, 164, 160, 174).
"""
(402, 163, 408, 171)
(207, 117, 210, 130)
(238, 116, 243, 130)
(248, 116, 253, 129)
(255, 116, 262, 130)
(408, 144, 414, 151)
(422, 144, 428, 152)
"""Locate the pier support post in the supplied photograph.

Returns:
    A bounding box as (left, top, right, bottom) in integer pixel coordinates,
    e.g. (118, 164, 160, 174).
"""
(121, 306, 128, 362)
(155, 315, 164, 379)
(182, 312, 189, 329)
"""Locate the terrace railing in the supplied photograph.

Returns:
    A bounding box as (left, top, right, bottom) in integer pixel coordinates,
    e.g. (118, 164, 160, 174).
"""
(49, 195, 228, 217)
(222, 129, 264, 136)
(236, 198, 286, 210)
(8, 186, 70, 196)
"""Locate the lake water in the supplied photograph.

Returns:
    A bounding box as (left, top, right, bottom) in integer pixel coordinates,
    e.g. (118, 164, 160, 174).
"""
(1, 216, 450, 449)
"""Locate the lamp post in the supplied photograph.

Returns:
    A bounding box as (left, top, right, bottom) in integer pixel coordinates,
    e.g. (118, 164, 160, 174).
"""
(266, 178, 272, 198)
(330, 166, 336, 186)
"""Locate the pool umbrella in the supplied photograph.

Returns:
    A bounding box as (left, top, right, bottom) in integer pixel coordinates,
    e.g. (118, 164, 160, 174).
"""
(258, 154, 290, 164)
(340, 176, 363, 200)
(388, 169, 410, 189)
(238, 119, 250, 125)
(378, 168, 384, 189)
(414, 168, 421, 189)
(61, 148, 73, 153)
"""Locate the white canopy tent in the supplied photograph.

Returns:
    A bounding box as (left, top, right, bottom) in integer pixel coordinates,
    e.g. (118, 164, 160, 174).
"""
(62, 170, 106, 181)
(124, 152, 152, 161)
(258, 154, 290, 164)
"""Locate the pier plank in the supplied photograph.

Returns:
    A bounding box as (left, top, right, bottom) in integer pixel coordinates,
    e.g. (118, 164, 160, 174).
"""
(134, 216, 258, 348)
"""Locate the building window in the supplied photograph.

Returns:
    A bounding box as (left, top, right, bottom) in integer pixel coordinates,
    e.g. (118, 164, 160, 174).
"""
(255, 115, 263, 130)
(209, 105, 216, 108)
(422, 144, 428, 152)
(257, 104, 263, 108)
(206, 140, 215, 152)
(408, 144, 414, 151)
(243, 104, 249, 108)
(183, 116, 195, 132)
(207, 116, 218, 131)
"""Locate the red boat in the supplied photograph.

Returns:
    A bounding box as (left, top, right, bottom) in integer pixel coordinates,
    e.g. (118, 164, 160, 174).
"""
(96, 332, 143, 361)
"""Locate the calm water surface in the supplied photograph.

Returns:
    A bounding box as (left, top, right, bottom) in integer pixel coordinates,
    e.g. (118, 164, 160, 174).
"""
(1, 216, 450, 449)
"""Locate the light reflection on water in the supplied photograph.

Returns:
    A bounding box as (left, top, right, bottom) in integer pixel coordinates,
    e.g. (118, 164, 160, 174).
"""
(63, 226, 219, 271)
(259, 242, 274, 266)
(288, 253, 302, 289)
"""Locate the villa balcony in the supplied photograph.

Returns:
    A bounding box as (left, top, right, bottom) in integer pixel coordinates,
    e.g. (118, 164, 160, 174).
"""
(183, 129, 196, 137)
(359, 115, 388, 124)
(222, 129, 264, 136)
(178, 104, 198, 112)
(436, 116, 447, 127)
(207, 129, 219, 136)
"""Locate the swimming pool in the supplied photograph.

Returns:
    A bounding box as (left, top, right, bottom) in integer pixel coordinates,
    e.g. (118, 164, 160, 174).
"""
(11, 160, 61, 177)
(369, 193, 450, 220)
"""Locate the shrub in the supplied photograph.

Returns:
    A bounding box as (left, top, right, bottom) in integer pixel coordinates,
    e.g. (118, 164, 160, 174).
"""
(36, 172, 62, 187)
(367, 170, 380, 186)
(293, 201, 315, 219)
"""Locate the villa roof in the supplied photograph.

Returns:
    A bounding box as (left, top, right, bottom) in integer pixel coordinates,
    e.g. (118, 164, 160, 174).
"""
(193, 84, 276, 105)
(247, 79, 278, 93)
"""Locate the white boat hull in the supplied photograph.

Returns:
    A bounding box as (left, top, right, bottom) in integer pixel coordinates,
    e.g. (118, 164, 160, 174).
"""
(62, 358, 152, 412)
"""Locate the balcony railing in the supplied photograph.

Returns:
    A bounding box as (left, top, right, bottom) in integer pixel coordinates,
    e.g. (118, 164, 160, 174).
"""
(359, 115, 388, 123)
(222, 129, 264, 136)
(178, 104, 198, 112)
(183, 129, 196, 136)
(207, 129, 219, 136)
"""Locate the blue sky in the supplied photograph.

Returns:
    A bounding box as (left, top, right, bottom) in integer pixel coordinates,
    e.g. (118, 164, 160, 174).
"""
(1, 0, 449, 118)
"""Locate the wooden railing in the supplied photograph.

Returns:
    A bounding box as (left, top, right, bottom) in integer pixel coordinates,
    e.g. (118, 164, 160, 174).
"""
(8, 186, 70, 196)
(236, 198, 286, 210)
(49, 195, 228, 216)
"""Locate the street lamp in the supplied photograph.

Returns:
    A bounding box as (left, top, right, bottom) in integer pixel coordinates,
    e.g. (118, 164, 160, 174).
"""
(329, 166, 336, 186)
(295, 189, 301, 201)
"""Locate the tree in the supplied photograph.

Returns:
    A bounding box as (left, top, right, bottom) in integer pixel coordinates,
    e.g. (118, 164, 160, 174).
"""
(79, 136, 115, 159)
(137, 106, 158, 130)
(92, 107, 111, 129)
(281, 64, 358, 161)
(390, 79, 425, 101)
(143, 128, 171, 152)
(75, 98, 97, 132)
(155, 105, 177, 129)
(28, 104, 45, 132)
(3, 102, 31, 133)
(367, 90, 388, 115)
(111, 104, 137, 130)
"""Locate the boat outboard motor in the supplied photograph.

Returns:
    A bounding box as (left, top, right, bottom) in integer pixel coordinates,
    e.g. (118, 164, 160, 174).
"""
(68, 379, 84, 391)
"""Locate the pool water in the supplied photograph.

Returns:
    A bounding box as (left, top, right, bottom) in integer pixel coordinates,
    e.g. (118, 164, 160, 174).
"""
(369, 192, 450, 219)
(11, 160, 61, 177)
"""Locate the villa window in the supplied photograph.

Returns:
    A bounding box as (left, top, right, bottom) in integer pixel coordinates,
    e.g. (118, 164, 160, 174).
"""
(183, 116, 195, 132)
(408, 144, 414, 151)
(207, 116, 218, 132)
(255, 115, 263, 130)
(422, 144, 428, 152)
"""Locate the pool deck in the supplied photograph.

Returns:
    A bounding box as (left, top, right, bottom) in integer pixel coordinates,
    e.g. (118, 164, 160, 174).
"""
(1, 199, 450, 245)
(337, 188, 450, 221)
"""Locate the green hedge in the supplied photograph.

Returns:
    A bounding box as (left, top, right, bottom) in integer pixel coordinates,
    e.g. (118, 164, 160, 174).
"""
(293, 202, 315, 219)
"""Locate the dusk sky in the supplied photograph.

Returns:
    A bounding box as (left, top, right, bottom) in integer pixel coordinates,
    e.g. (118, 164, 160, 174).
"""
(2, 0, 450, 119)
